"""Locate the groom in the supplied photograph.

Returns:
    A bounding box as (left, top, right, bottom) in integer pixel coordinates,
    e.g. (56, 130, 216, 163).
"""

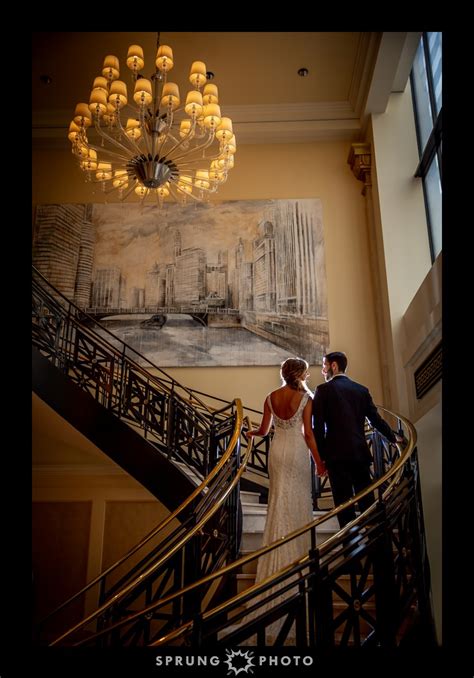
(312, 351, 403, 528)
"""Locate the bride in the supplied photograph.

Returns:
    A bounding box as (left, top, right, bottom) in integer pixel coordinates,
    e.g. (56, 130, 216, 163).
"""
(245, 357, 326, 644)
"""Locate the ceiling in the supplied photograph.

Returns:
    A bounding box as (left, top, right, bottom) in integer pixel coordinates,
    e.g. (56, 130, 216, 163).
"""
(32, 32, 420, 146)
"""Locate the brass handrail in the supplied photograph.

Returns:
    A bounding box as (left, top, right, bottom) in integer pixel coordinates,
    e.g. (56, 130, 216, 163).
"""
(49, 407, 252, 646)
(150, 409, 416, 645)
(69, 408, 414, 646)
(39, 398, 243, 627)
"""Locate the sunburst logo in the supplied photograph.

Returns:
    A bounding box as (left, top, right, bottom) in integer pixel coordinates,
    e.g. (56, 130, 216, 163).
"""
(223, 649, 255, 676)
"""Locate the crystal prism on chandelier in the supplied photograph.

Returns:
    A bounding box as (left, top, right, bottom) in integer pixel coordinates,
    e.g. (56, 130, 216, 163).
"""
(68, 35, 236, 205)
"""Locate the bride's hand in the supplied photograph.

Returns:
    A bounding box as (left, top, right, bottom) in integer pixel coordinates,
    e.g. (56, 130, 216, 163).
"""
(316, 461, 327, 477)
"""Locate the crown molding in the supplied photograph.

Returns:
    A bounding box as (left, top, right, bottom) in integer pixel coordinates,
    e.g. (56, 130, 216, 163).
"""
(225, 101, 357, 122)
(234, 118, 361, 144)
(33, 100, 361, 147)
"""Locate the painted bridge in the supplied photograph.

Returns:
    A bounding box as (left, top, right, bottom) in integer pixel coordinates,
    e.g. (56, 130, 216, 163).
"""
(82, 306, 240, 327)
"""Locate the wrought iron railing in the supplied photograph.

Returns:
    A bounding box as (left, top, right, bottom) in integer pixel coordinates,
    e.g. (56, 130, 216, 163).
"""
(33, 266, 276, 485)
(33, 266, 434, 648)
(59, 412, 433, 649)
(33, 267, 252, 644)
(33, 267, 230, 474)
(148, 413, 433, 649)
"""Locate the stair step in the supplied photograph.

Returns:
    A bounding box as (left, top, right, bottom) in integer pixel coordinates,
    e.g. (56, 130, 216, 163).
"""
(236, 573, 256, 594)
(240, 490, 261, 504)
(241, 508, 339, 550)
(217, 623, 246, 644)
(238, 550, 258, 574)
(216, 623, 302, 646)
(172, 465, 265, 503)
(173, 460, 203, 485)
(315, 497, 335, 510)
(218, 619, 375, 646)
(241, 503, 268, 514)
(241, 525, 337, 551)
(235, 569, 374, 595)
(242, 509, 339, 534)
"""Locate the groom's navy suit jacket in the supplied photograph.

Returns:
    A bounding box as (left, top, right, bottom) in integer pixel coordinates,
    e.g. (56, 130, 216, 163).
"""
(312, 375, 396, 465)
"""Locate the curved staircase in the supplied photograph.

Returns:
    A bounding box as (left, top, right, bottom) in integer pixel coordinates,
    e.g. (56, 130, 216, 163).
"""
(32, 266, 436, 649)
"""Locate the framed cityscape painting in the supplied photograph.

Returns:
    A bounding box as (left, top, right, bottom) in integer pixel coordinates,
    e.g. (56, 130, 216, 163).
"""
(33, 199, 329, 367)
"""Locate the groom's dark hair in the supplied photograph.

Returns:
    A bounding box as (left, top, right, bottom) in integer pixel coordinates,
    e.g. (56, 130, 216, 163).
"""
(325, 351, 347, 372)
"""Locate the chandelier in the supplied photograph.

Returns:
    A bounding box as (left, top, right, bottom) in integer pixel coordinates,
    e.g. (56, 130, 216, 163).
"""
(67, 33, 236, 205)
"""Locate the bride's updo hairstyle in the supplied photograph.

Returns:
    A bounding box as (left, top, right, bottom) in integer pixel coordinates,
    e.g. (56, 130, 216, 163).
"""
(280, 357, 311, 394)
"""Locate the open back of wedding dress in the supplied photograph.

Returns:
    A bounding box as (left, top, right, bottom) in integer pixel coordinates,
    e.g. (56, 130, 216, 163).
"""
(245, 392, 314, 645)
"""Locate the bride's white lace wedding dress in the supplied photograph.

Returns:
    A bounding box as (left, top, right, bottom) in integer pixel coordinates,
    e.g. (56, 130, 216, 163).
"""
(245, 392, 314, 644)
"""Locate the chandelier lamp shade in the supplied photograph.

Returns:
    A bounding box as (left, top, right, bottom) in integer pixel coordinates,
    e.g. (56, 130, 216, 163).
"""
(68, 35, 237, 205)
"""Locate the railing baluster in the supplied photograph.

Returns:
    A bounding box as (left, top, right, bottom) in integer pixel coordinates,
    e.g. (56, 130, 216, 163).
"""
(372, 502, 398, 648)
(166, 386, 175, 458)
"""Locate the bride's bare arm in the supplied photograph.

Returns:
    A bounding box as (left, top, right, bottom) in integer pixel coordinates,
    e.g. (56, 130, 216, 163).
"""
(303, 400, 327, 476)
(246, 398, 273, 437)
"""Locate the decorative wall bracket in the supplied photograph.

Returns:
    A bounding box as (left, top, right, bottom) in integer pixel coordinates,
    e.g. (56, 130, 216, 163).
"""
(348, 142, 372, 196)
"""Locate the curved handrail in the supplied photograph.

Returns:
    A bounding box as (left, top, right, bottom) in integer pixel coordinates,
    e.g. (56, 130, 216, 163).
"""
(69, 408, 415, 646)
(38, 398, 243, 628)
(49, 411, 254, 646)
(151, 409, 417, 645)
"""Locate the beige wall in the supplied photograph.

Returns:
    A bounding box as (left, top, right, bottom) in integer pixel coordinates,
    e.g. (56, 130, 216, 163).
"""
(33, 392, 120, 467)
(369, 88, 442, 642)
(32, 473, 172, 619)
(33, 139, 387, 412)
(33, 500, 91, 633)
(401, 253, 442, 424)
(371, 88, 432, 415)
